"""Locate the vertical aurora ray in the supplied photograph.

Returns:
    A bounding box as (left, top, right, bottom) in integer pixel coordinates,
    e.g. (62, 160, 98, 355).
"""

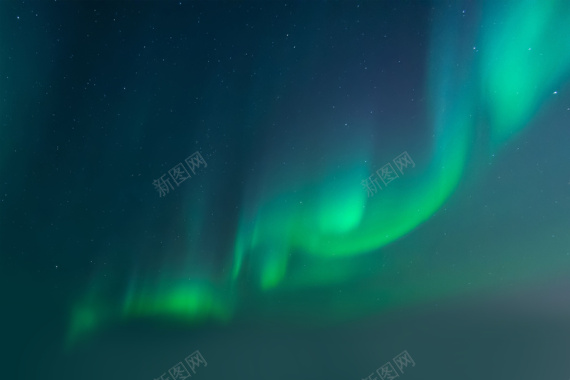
(67, 0, 570, 345)
(480, 0, 570, 148)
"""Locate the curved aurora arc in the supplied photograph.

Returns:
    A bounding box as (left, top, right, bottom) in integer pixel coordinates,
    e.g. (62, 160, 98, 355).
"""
(67, 0, 570, 346)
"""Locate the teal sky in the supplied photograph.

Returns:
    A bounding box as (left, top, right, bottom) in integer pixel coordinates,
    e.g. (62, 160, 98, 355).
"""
(1, 1, 570, 379)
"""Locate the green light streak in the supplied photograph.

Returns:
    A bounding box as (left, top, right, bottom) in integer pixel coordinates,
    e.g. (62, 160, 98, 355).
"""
(67, 0, 570, 346)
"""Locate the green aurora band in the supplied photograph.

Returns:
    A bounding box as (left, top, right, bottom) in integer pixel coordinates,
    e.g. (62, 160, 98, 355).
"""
(67, 0, 570, 346)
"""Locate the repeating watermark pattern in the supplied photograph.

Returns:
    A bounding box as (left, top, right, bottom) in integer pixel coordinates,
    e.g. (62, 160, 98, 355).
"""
(153, 151, 207, 198)
(362, 151, 415, 197)
(154, 350, 207, 380)
(361, 350, 415, 380)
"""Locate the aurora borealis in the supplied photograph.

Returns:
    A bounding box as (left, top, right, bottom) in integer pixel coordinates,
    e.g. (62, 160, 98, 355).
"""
(2, 1, 570, 379)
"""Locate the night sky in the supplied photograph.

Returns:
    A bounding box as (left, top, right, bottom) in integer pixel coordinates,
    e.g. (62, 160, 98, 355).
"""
(2, 1, 570, 379)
